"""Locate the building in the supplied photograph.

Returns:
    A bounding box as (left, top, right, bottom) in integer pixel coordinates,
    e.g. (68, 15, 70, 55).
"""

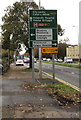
(66, 45, 81, 62)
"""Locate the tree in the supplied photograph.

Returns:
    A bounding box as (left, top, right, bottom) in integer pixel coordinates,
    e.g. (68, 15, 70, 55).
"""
(58, 24, 65, 36)
(2, 2, 38, 49)
(34, 48, 39, 58)
(57, 38, 69, 59)
(1, 1, 39, 68)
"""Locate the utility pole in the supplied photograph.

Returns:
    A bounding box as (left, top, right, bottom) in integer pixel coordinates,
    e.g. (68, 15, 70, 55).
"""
(39, 0, 41, 8)
(73, 26, 80, 64)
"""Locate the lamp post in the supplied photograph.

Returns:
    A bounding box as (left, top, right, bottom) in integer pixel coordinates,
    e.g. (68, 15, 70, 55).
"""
(73, 25, 80, 64)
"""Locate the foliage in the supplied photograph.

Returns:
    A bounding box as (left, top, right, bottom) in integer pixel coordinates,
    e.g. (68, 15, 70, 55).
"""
(57, 42, 68, 59)
(34, 48, 39, 58)
(2, 52, 8, 58)
(1, 1, 39, 50)
(58, 24, 65, 36)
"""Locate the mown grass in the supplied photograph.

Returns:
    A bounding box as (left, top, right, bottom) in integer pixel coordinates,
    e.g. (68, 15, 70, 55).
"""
(43, 83, 81, 101)
(21, 82, 81, 103)
(43, 61, 81, 68)
(55, 62, 81, 68)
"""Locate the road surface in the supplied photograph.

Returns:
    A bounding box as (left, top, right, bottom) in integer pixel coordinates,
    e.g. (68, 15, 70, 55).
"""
(35, 62, 81, 89)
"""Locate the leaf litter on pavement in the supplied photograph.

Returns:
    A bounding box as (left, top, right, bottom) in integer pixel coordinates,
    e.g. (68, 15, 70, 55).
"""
(20, 82, 81, 106)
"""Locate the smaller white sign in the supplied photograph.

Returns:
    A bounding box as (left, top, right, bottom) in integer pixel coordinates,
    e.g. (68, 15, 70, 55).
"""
(36, 29, 52, 40)
(33, 41, 52, 47)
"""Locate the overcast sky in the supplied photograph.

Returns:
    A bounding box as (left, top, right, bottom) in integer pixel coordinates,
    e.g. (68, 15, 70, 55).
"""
(0, 0, 80, 45)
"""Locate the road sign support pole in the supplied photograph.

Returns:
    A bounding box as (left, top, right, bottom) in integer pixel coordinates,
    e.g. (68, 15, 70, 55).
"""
(38, 0, 42, 80)
(52, 54, 55, 81)
(32, 48, 35, 83)
(39, 48, 42, 80)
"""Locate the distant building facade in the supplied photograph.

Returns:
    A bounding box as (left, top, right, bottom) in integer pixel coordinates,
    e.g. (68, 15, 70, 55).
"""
(66, 45, 81, 62)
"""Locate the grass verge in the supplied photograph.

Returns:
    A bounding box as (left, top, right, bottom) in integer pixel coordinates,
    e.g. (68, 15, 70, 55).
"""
(43, 83, 81, 102)
(21, 82, 81, 105)
(55, 62, 81, 68)
(43, 61, 81, 68)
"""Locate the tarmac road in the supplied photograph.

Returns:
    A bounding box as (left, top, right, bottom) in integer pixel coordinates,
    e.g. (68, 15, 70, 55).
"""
(35, 62, 80, 89)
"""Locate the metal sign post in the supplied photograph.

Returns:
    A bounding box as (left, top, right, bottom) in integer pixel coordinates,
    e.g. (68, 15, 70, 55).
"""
(39, 0, 42, 80)
(32, 48, 35, 83)
(39, 48, 42, 80)
(52, 54, 55, 81)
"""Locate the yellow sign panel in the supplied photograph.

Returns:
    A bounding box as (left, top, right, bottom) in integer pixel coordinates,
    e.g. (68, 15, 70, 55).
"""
(42, 48, 58, 53)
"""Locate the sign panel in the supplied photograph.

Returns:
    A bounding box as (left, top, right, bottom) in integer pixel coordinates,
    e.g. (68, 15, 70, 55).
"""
(33, 41, 52, 47)
(42, 48, 58, 53)
(29, 10, 57, 48)
(36, 29, 52, 40)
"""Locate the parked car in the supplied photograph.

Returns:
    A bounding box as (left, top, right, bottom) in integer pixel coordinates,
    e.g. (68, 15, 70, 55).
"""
(64, 57, 73, 63)
(24, 57, 30, 63)
(34, 58, 37, 63)
(57, 59, 63, 63)
(54, 59, 58, 62)
(16, 59, 24, 66)
(46, 58, 51, 62)
(42, 58, 47, 61)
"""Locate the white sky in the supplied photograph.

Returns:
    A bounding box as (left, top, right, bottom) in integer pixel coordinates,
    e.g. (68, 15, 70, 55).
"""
(0, 0, 80, 45)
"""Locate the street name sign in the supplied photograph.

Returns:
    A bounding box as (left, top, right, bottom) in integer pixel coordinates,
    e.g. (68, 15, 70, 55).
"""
(42, 48, 58, 53)
(29, 10, 57, 48)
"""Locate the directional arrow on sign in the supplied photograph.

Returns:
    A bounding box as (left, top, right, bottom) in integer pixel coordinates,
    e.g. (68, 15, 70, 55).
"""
(53, 43, 57, 46)
(31, 33, 35, 36)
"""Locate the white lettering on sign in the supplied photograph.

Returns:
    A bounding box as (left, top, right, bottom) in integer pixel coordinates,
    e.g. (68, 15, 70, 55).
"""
(36, 29, 52, 40)
(33, 41, 52, 47)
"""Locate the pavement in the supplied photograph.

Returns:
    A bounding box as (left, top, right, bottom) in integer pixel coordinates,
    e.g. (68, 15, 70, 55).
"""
(0, 63, 80, 119)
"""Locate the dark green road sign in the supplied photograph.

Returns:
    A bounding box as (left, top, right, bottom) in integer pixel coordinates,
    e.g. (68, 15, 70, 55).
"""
(29, 10, 57, 48)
